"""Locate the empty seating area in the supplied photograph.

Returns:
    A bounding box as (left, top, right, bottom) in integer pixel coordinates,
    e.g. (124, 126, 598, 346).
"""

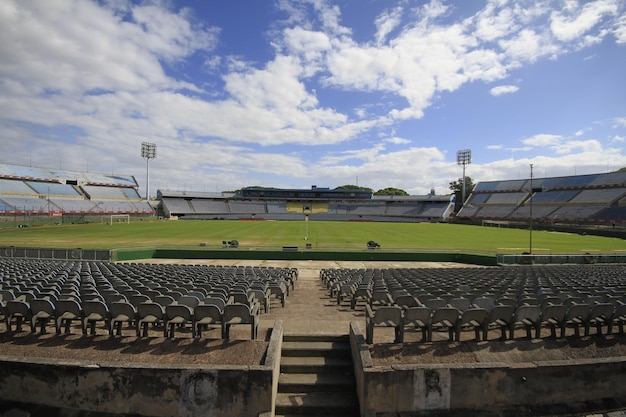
(0, 163, 152, 216)
(159, 189, 454, 222)
(1, 259, 296, 339)
(321, 265, 626, 343)
(458, 171, 626, 224)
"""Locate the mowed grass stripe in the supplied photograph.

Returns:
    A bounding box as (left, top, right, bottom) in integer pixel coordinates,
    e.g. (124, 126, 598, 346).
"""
(0, 220, 622, 255)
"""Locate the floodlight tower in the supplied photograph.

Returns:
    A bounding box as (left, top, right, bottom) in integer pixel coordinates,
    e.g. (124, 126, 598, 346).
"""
(456, 149, 472, 206)
(529, 163, 534, 254)
(141, 142, 157, 200)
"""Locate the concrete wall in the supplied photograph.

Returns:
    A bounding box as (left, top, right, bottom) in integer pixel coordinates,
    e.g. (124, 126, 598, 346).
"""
(0, 321, 283, 417)
(350, 322, 626, 416)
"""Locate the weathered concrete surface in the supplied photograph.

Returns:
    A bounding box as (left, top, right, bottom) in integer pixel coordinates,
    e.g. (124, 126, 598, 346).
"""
(351, 321, 626, 416)
(0, 321, 283, 417)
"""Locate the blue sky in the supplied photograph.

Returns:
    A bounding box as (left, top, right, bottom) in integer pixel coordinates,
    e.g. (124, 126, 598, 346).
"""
(1, 0, 625, 196)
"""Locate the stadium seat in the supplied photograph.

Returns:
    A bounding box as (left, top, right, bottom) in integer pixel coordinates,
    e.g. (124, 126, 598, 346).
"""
(222, 303, 259, 340)
(511, 305, 541, 339)
(30, 298, 56, 334)
(455, 307, 488, 341)
(562, 303, 591, 337)
(365, 304, 403, 344)
(136, 302, 165, 337)
(6, 300, 32, 332)
(109, 302, 137, 336)
(193, 304, 224, 338)
(587, 303, 615, 336)
(537, 303, 567, 338)
(82, 300, 110, 336)
(427, 306, 460, 342)
(402, 306, 430, 342)
(164, 304, 194, 338)
(55, 299, 84, 335)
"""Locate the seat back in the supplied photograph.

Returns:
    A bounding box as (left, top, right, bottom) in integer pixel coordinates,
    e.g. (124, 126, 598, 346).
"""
(514, 305, 541, 323)
(154, 295, 175, 307)
(83, 300, 109, 318)
(448, 297, 471, 312)
(193, 304, 222, 322)
(372, 306, 403, 326)
(165, 304, 193, 321)
(110, 302, 137, 320)
(431, 307, 460, 326)
(30, 298, 55, 316)
(137, 302, 164, 319)
(56, 299, 83, 317)
(404, 306, 431, 326)
(223, 303, 253, 322)
(394, 295, 420, 309)
(460, 308, 488, 324)
(472, 296, 495, 311)
(6, 300, 32, 318)
(589, 303, 614, 321)
(565, 303, 590, 320)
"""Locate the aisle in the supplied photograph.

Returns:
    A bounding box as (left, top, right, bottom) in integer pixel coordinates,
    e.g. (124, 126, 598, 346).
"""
(259, 263, 365, 336)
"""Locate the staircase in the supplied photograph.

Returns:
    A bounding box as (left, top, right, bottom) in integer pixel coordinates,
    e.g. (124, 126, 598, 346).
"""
(276, 334, 360, 417)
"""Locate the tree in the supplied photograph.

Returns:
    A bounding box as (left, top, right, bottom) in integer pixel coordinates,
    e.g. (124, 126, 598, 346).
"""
(334, 185, 373, 192)
(374, 187, 408, 196)
(449, 176, 475, 208)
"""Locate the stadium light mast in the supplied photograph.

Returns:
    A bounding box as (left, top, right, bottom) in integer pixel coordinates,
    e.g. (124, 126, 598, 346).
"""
(529, 163, 534, 255)
(456, 149, 471, 205)
(141, 142, 157, 200)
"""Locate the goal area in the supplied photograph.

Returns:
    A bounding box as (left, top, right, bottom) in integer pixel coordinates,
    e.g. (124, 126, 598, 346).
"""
(109, 214, 130, 225)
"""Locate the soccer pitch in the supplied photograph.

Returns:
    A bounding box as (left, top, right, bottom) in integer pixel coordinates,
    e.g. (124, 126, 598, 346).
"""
(0, 220, 622, 256)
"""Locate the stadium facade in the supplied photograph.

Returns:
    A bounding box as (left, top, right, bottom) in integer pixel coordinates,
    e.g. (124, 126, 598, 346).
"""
(157, 186, 456, 222)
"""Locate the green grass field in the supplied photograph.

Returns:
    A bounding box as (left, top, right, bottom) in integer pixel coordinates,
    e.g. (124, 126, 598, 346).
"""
(0, 220, 623, 256)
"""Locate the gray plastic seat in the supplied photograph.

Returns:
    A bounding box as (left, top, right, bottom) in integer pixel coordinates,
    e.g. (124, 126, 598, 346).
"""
(365, 304, 403, 344)
(109, 301, 137, 336)
(428, 306, 460, 342)
(164, 304, 194, 338)
(30, 298, 56, 334)
(55, 299, 83, 334)
(223, 303, 259, 340)
(82, 300, 110, 335)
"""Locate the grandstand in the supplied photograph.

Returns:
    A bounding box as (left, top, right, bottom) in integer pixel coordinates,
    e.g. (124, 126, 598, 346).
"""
(0, 163, 153, 220)
(158, 186, 455, 222)
(457, 171, 626, 225)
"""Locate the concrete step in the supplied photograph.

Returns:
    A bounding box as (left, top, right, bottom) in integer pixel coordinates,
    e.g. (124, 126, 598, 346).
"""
(283, 334, 349, 343)
(280, 356, 353, 374)
(275, 392, 359, 416)
(278, 372, 355, 393)
(281, 341, 351, 358)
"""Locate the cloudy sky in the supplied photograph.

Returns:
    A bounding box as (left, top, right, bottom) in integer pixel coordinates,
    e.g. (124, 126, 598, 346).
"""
(1, 0, 625, 196)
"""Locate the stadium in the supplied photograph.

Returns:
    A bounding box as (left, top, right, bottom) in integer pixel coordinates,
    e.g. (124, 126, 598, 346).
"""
(1, 162, 626, 417)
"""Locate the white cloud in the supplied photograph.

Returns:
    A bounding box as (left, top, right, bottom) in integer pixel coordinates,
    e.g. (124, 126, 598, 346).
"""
(550, 0, 619, 42)
(611, 135, 625, 143)
(522, 134, 563, 147)
(375, 6, 404, 45)
(490, 85, 519, 96)
(385, 137, 412, 145)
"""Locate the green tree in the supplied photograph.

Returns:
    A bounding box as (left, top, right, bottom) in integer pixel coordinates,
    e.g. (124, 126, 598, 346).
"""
(374, 187, 408, 196)
(449, 176, 475, 207)
(334, 185, 373, 192)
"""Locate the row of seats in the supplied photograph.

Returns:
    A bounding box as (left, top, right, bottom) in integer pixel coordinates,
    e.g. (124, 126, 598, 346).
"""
(322, 265, 626, 343)
(4, 297, 261, 339)
(0, 259, 297, 339)
(365, 300, 626, 344)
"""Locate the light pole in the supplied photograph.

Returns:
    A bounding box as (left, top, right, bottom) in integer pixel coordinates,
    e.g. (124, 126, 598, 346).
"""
(456, 149, 471, 206)
(141, 142, 157, 200)
(529, 163, 534, 254)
